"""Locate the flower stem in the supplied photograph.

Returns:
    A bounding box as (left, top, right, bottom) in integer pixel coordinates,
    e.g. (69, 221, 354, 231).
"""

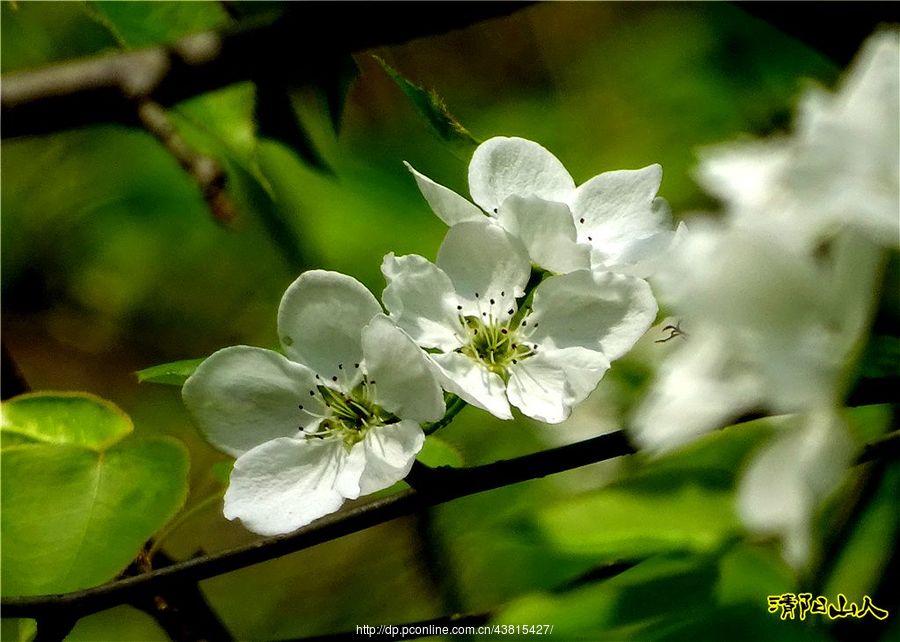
(423, 394, 468, 435)
(147, 493, 223, 562)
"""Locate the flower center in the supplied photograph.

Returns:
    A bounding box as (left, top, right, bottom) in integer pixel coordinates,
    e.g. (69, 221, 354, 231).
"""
(460, 315, 536, 378)
(301, 377, 397, 446)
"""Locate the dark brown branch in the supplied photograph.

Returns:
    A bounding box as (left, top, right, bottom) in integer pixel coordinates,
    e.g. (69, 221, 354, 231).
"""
(1, 4, 530, 139)
(3, 419, 898, 622)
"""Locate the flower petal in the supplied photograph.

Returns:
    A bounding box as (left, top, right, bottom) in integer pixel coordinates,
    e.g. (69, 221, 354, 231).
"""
(404, 161, 486, 225)
(737, 411, 854, 568)
(525, 270, 657, 361)
(507, 355, 568, 423)
(630, 330, 763, 451)
(362, 314, 445, 423)
(468, 136, 575, 214)
(381, 252, 466, 351)
(357, 420, 425, 495)
(572, 165, 670, 264)
(508, 347, 610, 424)
(223, 437, 359, 535)
(590, 222, 685, 278)
(278, 270, 382, 384)
(436, 220, 530, 311)
(182, 346, 326, 458)
(496, 195, 591, 274)
(429, 351, 512, 420)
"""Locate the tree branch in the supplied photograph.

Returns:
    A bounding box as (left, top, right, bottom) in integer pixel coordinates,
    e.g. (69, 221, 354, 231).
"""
(1, 3, 530, 139)
(2, 421, 898, 621)
(0, 430, 634, 620)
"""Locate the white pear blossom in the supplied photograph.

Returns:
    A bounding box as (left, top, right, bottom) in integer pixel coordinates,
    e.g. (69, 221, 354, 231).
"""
(406, 136, 678, 276)
(697, 31, 899, 250)
(183, 270, 444, 536)
(382, 219, 657, 424)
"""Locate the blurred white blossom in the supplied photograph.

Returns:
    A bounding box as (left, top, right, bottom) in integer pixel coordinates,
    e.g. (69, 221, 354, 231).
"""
(698, 31, 899, 250)
(633, 30, 897, 566)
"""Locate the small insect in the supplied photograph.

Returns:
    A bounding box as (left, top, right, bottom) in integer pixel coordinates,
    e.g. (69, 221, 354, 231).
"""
(655, 320, 687, 343)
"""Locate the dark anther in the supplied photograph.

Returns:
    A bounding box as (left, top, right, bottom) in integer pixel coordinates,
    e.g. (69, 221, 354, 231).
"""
(482, 312, 487, 316)
(579, 218, 585, 224)
(370, 380, 376, 385)
(354, 363, 360, 368)
(533, 323, 539, 328)
(315, 374, 320, 379)
(588, 236, 593, 241)
(512, 359, 518, 364)
(298, 404, 304, 410)
(457, 305, 462, 310)
(507, 309, 514, 315)
(512, 343, 517, 348)
(332, 375, 338, 382)
(501, 291, 505, 296)
(521, 320, 527, 326)
(501, 329, 508, 335)
(490, 298, 495, 304)
(475, 292, 480, 298)
(309, 390, 315, 396)
(493, 208, 498, 213)
(338, 364, 343, 370)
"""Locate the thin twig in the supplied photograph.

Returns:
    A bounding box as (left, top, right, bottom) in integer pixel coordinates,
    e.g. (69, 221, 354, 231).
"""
(136, 99, 235, 225)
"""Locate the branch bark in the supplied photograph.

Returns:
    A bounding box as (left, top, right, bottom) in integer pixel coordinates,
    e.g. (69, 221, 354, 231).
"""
(3, 424, 897, 622)
(0, 430, 634, 620)
(1, 4, 530, 139)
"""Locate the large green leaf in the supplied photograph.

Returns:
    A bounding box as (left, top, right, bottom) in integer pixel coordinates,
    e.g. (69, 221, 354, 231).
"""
(495, 548, 821, 642)
(1, 393, 189, 597)
(534, 422, 775, 560)
(1, 391, 131, 449)
(65, 606, 169, 642)
(537, 483, 740, 560)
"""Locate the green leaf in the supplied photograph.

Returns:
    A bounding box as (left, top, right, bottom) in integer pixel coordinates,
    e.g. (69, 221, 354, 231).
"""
(66, 605, 169, 642)
(1, 392, 131, 450)
(374, 56, 479, 150)
(0, 618, 35, 642)
(494, 555, 720, 638)
(822, 463, 900, 602)
(417, 435, 465, 468)
(534, 422, 777, 561)
(136, 357, 205, 386)
(1, 393, 189, 597)
(85, 1, 229, 48)
(537, 484, 739, 560)
(316, 54, 360, 134)
(256, 83, 332, 173)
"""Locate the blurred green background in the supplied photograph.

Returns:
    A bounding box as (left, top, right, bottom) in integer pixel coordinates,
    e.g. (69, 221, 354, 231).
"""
(2, 2, 896, 641)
